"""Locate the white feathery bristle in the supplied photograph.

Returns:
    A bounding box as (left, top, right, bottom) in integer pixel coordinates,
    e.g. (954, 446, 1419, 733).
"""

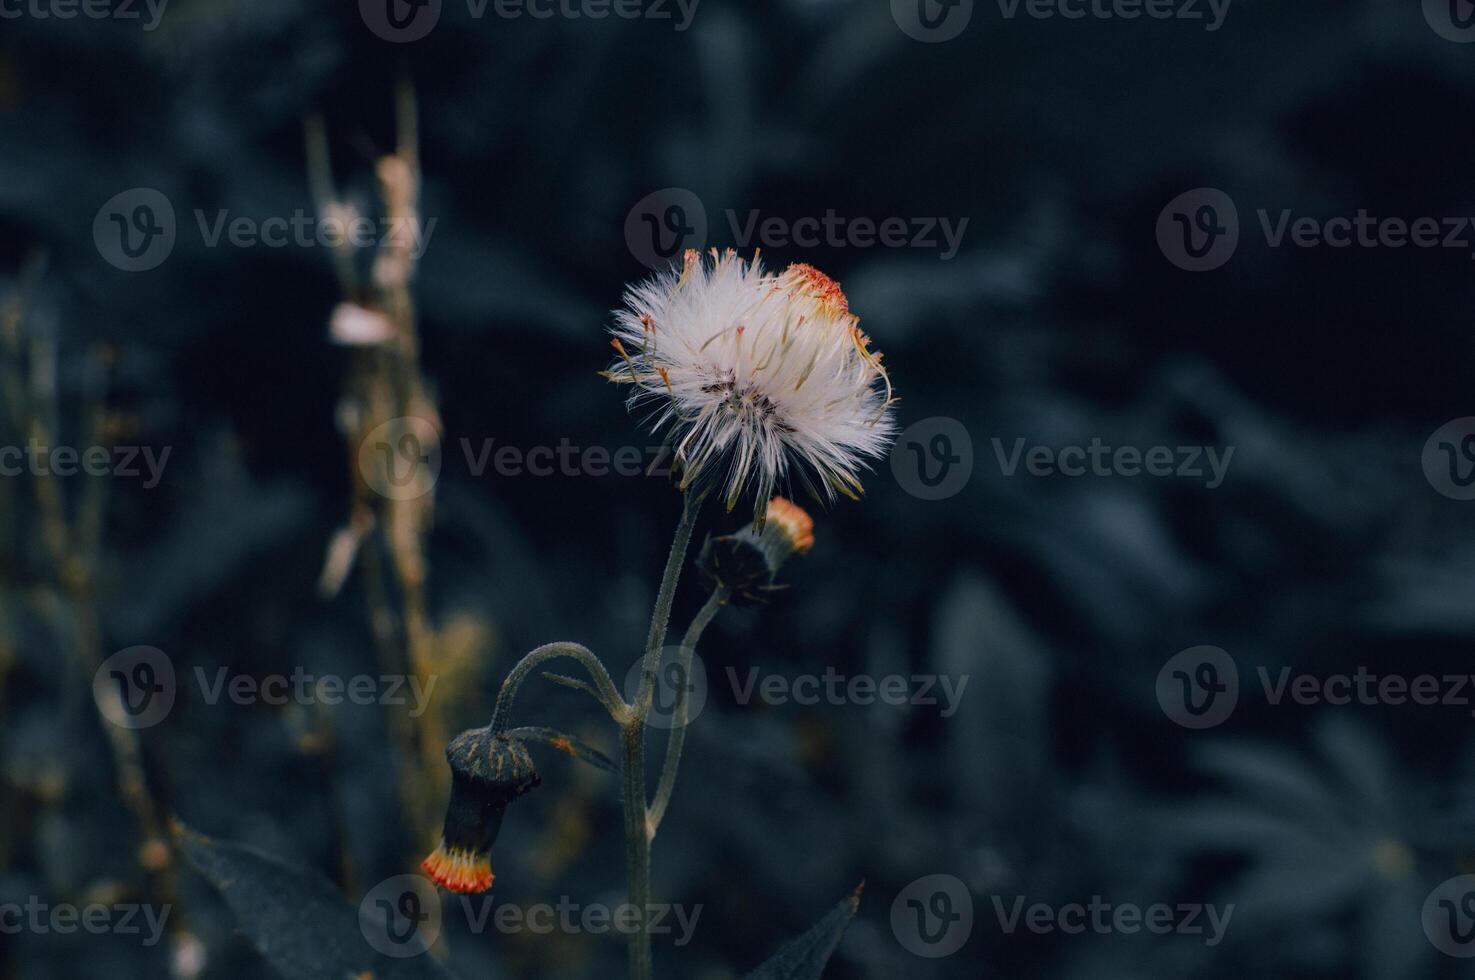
(606, 249, 896, 518)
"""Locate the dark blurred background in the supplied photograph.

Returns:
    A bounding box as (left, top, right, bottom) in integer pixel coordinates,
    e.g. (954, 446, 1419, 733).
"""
(6, 0, 1475, 977)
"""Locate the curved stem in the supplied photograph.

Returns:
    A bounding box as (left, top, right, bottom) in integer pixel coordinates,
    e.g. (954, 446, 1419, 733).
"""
(648, 588, 726, 836)
(489, 641, 627, 734)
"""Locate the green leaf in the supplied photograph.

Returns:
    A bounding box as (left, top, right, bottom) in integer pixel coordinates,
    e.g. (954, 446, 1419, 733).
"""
(743, 885, 863, 980)
(503, 724, 619, 775)
(175, 822, 458, 980)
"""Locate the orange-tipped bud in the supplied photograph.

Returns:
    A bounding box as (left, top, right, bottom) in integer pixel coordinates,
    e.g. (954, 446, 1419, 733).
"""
(422, 843, 494, 894)
(422, 728, 540, 894)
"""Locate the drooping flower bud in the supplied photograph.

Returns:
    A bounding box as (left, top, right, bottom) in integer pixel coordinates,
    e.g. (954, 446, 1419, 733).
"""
(697, 496, 815, 605)
(421, 727, 540, 893)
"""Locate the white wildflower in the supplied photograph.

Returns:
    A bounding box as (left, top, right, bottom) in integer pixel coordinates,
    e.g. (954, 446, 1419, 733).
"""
(606, 249, 895, 519)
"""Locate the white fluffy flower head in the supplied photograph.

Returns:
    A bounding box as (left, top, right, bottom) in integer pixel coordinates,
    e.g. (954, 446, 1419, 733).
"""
(606, 249, 896, 520)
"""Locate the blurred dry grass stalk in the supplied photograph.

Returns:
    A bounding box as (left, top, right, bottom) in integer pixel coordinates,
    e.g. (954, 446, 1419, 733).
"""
(308, 80, 451, 856)
(0, 252, 193, 962)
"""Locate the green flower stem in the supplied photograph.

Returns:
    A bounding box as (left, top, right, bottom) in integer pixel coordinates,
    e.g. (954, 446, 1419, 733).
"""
(622, 717, 653, 980)
(489, 641, 627, 734)
(625, 490, 704, 980)
(648, 588, 727, 836)
(636, 491, 705, 715)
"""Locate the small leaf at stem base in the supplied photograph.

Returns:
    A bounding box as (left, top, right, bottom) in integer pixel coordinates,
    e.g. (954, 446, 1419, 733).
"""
(743, 883, 863, 980)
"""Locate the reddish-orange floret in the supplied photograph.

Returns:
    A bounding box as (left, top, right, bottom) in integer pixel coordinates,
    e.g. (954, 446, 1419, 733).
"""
(422, 843, 494, 893)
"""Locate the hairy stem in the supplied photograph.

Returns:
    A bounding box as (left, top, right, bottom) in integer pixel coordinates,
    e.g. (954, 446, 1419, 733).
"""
(622, 718, 652, 980)
(489, 641, 627, 734)
(636, 492, 704, 715)
(624, 491, 704, 980)
(648, 589, 726, 835)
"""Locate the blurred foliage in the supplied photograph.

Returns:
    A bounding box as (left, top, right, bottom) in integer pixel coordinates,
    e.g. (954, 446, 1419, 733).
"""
(3, 0, 1475, 978)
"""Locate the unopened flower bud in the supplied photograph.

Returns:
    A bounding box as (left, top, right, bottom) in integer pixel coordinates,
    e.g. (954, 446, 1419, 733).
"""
(421, 727, 540, 893)
(698, 496, 814, 605)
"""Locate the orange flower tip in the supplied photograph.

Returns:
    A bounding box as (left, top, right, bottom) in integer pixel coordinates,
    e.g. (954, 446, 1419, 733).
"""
(781, 262, 851, 316)
(765, 496, 815, 554)
(549, 736, 576, 758)
(679, 250, 701, 282)
(421, 844, 495, 894)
